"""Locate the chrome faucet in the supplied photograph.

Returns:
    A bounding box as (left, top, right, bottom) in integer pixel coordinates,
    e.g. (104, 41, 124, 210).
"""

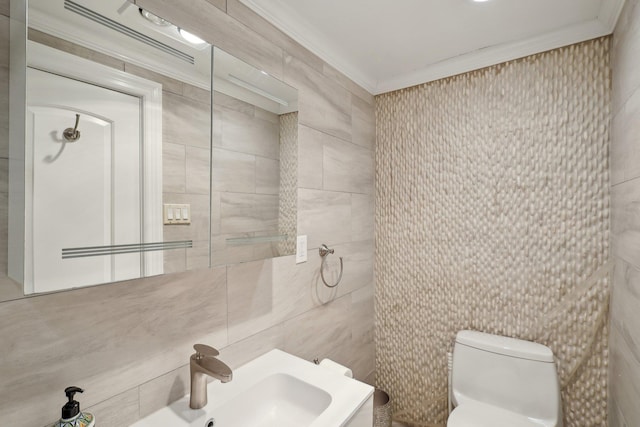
(189, 344, 233, 409)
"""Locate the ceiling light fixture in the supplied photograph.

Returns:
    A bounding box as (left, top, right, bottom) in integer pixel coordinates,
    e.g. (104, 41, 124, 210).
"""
(178, 28, 206, 45)
(139, 8, 171, 26)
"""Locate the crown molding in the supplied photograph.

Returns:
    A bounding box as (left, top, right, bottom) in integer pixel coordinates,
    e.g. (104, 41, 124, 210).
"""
(239, 0, 624, 95)
(598, 0, 626, 32)
(376, 19, 610, 94)
(238, 0, 377, 93)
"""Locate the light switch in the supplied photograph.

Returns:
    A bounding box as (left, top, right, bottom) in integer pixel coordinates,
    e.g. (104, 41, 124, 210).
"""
(163, 204, 191, 225)
(296, 235, 307, 264)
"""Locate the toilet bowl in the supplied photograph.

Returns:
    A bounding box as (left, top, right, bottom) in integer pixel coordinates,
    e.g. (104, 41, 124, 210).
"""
(447, 330, 562, 427)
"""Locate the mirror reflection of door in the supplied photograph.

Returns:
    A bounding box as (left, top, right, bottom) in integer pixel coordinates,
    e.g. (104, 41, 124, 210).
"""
(26, 67, 142, 293)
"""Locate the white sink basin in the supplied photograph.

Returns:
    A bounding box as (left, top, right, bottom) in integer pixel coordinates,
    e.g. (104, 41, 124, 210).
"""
(131, 349, 374, 427)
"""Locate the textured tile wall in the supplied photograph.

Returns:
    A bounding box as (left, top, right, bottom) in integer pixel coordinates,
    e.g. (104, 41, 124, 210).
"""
(610, 0, 640, 425)
(0, 0, 375, 425)
(376, 39, 610, 426)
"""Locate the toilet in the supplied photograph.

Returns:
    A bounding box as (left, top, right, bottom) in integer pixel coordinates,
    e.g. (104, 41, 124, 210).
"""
(447, 330, 563, 427)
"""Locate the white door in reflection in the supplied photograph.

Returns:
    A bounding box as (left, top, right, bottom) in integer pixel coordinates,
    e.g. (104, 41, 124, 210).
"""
(26, 67, 142, 293)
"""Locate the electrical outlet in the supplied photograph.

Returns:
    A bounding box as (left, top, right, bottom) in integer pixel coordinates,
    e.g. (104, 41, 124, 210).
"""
(296, 235, 307, 264)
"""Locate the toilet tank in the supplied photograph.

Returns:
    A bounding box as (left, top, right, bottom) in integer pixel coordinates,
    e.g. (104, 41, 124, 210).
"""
(451, 330, 562, 424)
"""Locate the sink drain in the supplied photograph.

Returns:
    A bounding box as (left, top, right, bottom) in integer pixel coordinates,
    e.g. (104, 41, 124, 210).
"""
(204, 418, 215, 427)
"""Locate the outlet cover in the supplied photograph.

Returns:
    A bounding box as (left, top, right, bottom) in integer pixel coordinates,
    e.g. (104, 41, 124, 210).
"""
(296, 235, 307, 264)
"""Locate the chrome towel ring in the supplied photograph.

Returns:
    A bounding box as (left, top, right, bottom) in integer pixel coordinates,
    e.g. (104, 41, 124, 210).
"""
(319, 244, 343, 288)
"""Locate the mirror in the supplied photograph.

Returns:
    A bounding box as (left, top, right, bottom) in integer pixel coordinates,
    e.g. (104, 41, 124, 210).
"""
(211, 47, 298, 266)
(1, 0, 298, 301)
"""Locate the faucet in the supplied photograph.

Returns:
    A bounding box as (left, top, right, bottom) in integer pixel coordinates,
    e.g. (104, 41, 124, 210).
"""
(189, 344, 233, 409)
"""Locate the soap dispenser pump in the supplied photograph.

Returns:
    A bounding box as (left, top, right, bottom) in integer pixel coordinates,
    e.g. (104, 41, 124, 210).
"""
(52, 386, 95, 427)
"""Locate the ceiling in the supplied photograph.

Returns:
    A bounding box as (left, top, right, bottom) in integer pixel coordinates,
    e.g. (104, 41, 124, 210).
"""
(238, 0, 626, 94)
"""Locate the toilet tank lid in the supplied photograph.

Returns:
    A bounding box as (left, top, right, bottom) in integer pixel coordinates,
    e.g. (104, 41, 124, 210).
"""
(455, 331, 554, 362)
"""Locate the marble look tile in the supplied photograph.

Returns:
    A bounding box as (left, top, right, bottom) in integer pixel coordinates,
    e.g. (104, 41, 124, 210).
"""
(0, 267, 227, 426)
(186, 239, 211, 271)
(163, 143, 186, 193)
(612, 0, 640, 114)
(351, 194, 374, 242)
(84, 388, 139, 427)
(298, 125, 325, 190)
(271, 252, 327, 320)
(211, 232, 255, 267)
(364, 370, 376, 387)
(214, 91, 254, 115)
(348, 285, 374, 381)
(255, 106, 279, 124)
(611, 177, 640, 269)
(212, 148, 255, 193)
(211, 191, 221, 235)
(255, 156, 279, 195)
(204, 0, 226, 13)
(334, 240, 374, 297)
(135, 0, 284, 79)
(0, 65, 7, 158)
(323, 137, 374, 194)
(219, 108, 280, 159)
(0, 276, 23, 302)
(323, 63, 374, 107)
(611, 86, 640, 184)
(351, 94, 376, 150)
(226, 0, 325, 75)
(185, 146, 210, 195)
(139, 364, 190, 418)
(219, 323, 285, 369)
(611, 258, 640, 352)
(226, 259, 275, 343)
(28, 29, 125, 71)
(0, 14, 7, 67)
(609, 324, 640, 427)
(124, 63, 183, 96)
(298, 189, 352, 250)
(282, 294, 352, 366)
(183, 84, 211, 105)
(220, 192, 278, 234)
(284, 55, 352, 142)
(163, 247, 186, 274)
(162, 193, 210, 241)
(163, 92, 210, 150)
(0, 158, 6, 194)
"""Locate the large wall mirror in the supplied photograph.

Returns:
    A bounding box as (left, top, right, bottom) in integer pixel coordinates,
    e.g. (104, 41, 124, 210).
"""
(1, 0, 298, 302)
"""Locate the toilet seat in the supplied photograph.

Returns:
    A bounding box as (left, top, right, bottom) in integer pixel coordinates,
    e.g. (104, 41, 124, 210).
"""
(447, 401, 552, 427)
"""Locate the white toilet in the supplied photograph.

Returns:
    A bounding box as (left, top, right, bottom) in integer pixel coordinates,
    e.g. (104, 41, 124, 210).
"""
(447, 330, 563, 427)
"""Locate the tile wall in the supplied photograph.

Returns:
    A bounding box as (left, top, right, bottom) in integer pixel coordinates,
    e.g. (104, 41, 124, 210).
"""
(0, 0, 375, 425)
(610, 0, 640, 425)
(211, 91, 283, 265)
(376, 39, 610, 426)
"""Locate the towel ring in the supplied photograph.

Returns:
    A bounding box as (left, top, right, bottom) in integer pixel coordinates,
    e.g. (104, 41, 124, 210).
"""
(319, 244, 343, 288)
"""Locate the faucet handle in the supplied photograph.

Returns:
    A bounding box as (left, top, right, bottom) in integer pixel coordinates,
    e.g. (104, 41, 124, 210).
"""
(194, 344, 219, 359)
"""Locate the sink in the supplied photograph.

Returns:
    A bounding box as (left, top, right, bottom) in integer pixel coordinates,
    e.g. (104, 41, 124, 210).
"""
(215, 373, 331, 427)
(131, 349, 373, 427)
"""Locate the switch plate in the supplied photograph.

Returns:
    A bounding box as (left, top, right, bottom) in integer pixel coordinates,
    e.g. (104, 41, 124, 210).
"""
(163, 204, 191, 225)
(296, 235, 307, 264)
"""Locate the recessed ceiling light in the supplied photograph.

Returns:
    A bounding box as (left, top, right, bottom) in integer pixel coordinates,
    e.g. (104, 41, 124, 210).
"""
(178, 28, 206, 45)
(472, 0, 491, 2)
(139, 8, 171, 27)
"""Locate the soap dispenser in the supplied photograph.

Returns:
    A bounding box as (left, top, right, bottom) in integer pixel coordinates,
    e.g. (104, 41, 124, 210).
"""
(52, 386, 95, 427)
